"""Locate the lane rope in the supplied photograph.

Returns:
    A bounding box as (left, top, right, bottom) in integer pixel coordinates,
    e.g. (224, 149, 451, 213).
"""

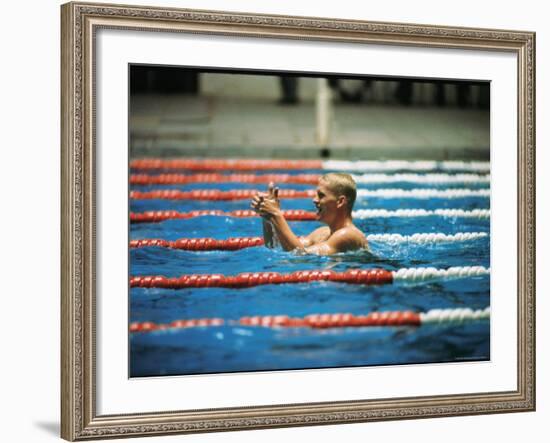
(366, 232, 488, 244)
(130, 188, 489, 200)
(392, 266, 489, 282)
(130, 209, 316, 223)
(130, 208, 490, 223)
(130, 232, 487, 251)
(129, 307, 490, 333)
(324, 160, 490, 172)
(131, 158, 323, 171)
(353, 209, 490, 219)
(130, 266, 489, 289)
(352, 173, 489, 184)
(129, 172, 489, 186)
(419, 307, 490, 324)
(130, 173, 319, 185)
(131, 237, 265, 250)
(131, 158, 489, 172)
(357, 188, 490, 198)
(130, 189, 314, 200)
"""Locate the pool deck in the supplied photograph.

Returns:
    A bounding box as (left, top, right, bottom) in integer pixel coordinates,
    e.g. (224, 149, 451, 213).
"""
(130, 94, 490, 160)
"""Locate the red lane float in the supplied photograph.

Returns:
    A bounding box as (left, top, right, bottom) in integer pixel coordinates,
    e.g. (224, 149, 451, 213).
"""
(130, 189, 315, 200)
(130, 236, 264, 251)
(130, 173, 320, 185)
(130, 318, 225, 332)
(130, 209, 317, 223)
(130, 269, 394, 289)
(129, 311, 421, 333)
(130, 158, 323, 171)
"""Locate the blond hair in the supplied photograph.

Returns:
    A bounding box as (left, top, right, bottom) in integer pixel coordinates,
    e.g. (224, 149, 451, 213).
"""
(320, 173, 357, 213)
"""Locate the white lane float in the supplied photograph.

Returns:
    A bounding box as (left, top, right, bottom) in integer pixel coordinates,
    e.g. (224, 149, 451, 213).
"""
(352, 209, 490, 219)
(357, 188, 490, 198)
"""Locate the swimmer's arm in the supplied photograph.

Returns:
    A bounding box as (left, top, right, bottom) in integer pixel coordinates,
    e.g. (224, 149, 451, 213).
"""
(262, 219, 276, 249)
(269, 213, 307, 252)
(251, 182, 282, 249)
(251, 192, 277, 248)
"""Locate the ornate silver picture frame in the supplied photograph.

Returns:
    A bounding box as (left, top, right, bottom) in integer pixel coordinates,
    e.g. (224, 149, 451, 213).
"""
(61, 1, 535, 440)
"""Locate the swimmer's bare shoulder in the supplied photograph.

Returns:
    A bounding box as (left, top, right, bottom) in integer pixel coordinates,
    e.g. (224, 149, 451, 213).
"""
(331, 225, 368, 252)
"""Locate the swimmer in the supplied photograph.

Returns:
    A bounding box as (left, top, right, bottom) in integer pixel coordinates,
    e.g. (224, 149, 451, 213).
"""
(251, 172, 367, 255)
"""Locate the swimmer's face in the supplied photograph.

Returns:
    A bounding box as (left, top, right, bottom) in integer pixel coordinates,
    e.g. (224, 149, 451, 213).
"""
(313, 179, 343, 224)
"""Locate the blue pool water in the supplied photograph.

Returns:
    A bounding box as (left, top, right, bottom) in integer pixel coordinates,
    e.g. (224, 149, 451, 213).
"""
(129, 167, 490, 377)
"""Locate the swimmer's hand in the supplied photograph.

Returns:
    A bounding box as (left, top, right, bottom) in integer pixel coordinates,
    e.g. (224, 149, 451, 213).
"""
(250, 182, 280, 218)
(256, 197, 282, 219)
(267, 182, 280, 203)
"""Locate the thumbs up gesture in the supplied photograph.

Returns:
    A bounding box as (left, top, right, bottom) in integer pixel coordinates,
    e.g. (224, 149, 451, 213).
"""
(251, 182, 281, 218)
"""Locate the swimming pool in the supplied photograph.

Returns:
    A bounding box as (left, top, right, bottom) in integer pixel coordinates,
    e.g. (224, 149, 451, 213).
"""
(129, 160, 490, 377)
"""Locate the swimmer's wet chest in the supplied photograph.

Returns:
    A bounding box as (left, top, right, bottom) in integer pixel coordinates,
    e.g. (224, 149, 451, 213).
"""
(309, 226, 333, 244)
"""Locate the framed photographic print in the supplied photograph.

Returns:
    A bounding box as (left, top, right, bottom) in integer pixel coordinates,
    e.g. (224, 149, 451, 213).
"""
(61, 1, 535, 440)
